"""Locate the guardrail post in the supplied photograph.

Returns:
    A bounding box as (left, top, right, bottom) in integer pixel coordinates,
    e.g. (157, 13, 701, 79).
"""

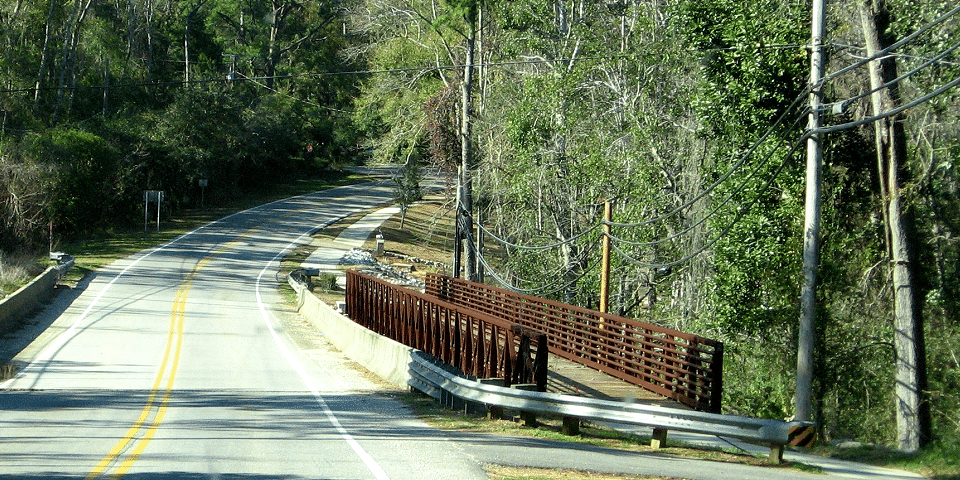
(512, 384, 539, 426)
(769, 444, 785, 464)
(479, 378, 505, 419)
(651, 428, 668, 449)
(562, 416, 580, 436)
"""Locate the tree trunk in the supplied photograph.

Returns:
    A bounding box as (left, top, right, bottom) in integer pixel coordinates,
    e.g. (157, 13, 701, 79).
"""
(460, 5, 477, 282)
(145, 0, 156, 79)
(184, 8, 191, 82)
(266, 3, 281, 89)
(52, 0, 94, 125)
(184, 1, 206, 84)
(33, 0, 58, 115)
(859, 0, 928, 453)
(62, 0, 94, 121)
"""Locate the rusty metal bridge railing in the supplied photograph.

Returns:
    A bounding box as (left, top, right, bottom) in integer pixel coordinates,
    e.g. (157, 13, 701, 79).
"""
(345, 270, 723, 413)
(424, 273, 723, 413)
(345, 270, 549, 390)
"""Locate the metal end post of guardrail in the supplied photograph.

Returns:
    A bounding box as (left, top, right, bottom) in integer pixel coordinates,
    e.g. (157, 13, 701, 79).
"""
(788, 423, 817, 448)
(49, 252, 75, 279)
(768, 423, 817, 463)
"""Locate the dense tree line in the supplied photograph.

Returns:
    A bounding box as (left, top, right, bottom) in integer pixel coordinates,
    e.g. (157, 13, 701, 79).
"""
(2, 0, 958, 455)
(1, 0, 362, 249)
(350, 0, 959, 454)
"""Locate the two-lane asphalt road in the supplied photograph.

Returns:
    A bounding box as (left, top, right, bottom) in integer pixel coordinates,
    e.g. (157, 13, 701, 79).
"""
(0, 180, 487, 479)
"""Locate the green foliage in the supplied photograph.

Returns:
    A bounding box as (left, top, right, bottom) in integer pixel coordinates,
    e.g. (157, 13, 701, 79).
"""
(926, 327, 960, 444)
(673, 0, 809, 135)
(424, 85, 460, 169)
(394, 156, 424, 218)
(349, 0, 453, 166)
(19, 129, 119, 234)
(0, 0, 365, 248)
(723, 345, 796, 420)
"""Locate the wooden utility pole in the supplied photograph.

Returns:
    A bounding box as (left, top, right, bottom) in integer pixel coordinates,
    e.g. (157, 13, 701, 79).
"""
(599, 201, 612, 314)
(796, 0, 826, 424)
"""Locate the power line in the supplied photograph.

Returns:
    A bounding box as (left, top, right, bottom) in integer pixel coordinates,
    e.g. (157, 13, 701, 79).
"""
(603, 110, 809, 249)
(468, 90, 810, 262)
(0, 76, 226, 94)
(474, 244, 599, 296)
(474, 217, 600, 251)
(0, 42, 831, 96)
(821, 3, 960, 86)
(462, 220, 598, 295)
(471, 112, 807, 276)
(825, 37, 960, 114)
(831, 42, 960, 68)
(815, 74, 960, 135)
(604, 88, 811, 230)
(595, 4, 960, 264)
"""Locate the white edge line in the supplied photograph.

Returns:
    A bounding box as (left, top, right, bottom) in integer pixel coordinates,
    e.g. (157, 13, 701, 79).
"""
(254, 218, 391, 480)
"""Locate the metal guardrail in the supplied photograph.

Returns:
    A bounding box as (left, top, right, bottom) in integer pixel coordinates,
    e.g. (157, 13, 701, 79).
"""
(408, 349, 816, 459)
(49, 252, 75, 278)
(425, 273, 724, 413)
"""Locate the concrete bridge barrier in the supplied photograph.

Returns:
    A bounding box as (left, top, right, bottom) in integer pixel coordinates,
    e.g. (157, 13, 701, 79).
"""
(290, 276, 414, 389)
(0, 256, 72, 336)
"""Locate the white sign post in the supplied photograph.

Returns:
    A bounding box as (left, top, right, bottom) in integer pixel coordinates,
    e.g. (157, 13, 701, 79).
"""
(144, 190, 164, 232)
(198, 179, 208, 208)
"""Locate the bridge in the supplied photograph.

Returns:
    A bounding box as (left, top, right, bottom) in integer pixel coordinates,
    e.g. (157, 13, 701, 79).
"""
(330, 269, 815, 462)
(347, 270, 723, 412)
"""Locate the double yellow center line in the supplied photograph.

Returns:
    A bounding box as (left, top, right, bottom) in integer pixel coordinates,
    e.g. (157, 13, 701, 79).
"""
(86, 251, 222, 479)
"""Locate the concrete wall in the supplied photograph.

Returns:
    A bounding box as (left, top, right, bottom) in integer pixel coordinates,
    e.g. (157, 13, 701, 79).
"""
(0, 267, 59, 335)
(295, 284, 414, 389)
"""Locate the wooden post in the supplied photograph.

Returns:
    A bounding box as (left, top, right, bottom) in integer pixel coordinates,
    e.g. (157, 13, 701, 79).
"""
(513, 384, 539, 427)
(600, 201, 612, 314)
(651, 428, 668, 449)
(769, 444, 785, 464)
(453, 208, 462, 278)
(562, 416, 580, 436)
(480, 378, 505, 419)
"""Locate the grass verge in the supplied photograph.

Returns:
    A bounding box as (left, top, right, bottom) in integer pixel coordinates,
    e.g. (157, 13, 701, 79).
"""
(1, 252, 47, 297)
(814, 442, 959, 480)
(484, 465, 667, 480)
